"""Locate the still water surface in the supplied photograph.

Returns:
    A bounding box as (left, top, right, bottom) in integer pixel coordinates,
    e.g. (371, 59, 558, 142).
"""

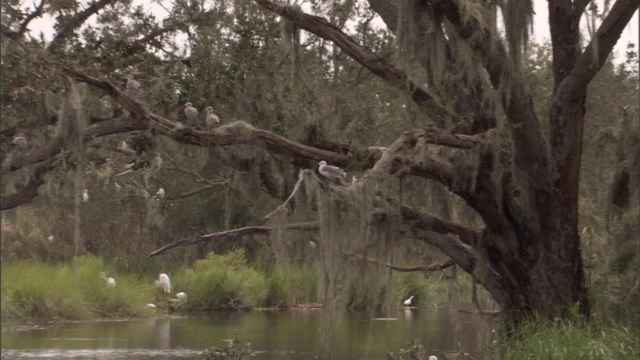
(2, 306, 493, 359)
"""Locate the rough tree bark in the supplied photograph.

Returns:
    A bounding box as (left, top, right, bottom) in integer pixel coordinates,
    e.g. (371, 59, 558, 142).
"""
(251, 0, 639, 323)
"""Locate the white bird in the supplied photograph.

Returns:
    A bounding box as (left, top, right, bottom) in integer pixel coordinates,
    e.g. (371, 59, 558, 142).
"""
(11, 133, 27, 149)
(318, 161, 346, 178)
(156, 188, 165, 198)
(48, 235, 54, 243)
(100, 272, 116, 288)
(351, 175, 358, 185)
(146, 303, 157, 309)
(126, 76, 141, 95)
(82, 189, 89, 202)
(204, 106, 220, 128)
(175, 292, 187, 299)
(184, 102, 199, 124)
(121, 140, 129, 150)
(429, 356, 438, 360)
(403, 295, 414, 306)
(155, 273, 171, 293)
(309, 240, 317, 249)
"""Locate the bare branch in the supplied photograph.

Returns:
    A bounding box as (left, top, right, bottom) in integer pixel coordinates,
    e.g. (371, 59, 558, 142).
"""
(0, 157, 58, 210)
(1, 0, 47, 40)
(147, 222, 320, 258)
(253, 0, 449, 117)
(48, 0, 121, 52)
(400, 205, 480, 245)
(343, 249, 456, 272)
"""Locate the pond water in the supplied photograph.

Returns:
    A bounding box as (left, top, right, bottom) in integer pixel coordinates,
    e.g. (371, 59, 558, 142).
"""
(1, 306, 495, 359)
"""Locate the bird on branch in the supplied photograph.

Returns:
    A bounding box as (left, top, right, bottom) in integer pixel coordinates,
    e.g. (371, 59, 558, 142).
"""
(204, 106, 221, 129)
(184, 102, 199, 125)
(318, 160, 346, 179)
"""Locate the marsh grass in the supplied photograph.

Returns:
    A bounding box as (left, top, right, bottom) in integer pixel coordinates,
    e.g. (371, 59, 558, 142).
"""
(264, 265, 319, 306)
(1, 255, 155, 323)
(487, 313, 639, 360)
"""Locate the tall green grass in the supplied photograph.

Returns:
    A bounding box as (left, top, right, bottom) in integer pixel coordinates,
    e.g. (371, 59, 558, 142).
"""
(1, 255, 156, 323)
(486, 315, 639, 360)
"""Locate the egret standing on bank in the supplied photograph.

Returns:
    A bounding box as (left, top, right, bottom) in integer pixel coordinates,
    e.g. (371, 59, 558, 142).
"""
(404, 295, 414, 306)
(318, 161, 346, 179)
(100, 272, 116, 288)
(82, 189, 89, 202)
(155, 273, 171, 293)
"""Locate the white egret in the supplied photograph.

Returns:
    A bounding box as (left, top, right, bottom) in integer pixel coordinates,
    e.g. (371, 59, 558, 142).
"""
(121, 140, 129, 150)
(429, 356, 438, 360)
(156, 188, 165, 198)
(175, 292, 187, 299)
(309, 240, 317, 249)
(146, 303, 157, 309)
(403, 295, 414, 306)
(48, 235, 54, 243)
(184, 102, 199, 124)
(318, 161, 346, 179)
(100, 272, 116, 288)
(155, 273, 171, 293)
(82, 189, 89, 202)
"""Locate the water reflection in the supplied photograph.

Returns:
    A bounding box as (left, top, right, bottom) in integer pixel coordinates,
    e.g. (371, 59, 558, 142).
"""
(2, 307, 494, 359)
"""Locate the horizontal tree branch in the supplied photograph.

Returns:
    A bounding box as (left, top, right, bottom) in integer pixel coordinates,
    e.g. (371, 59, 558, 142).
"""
(0, 156, 58, 210)
(343, 249, 456, 272)
(147, 222, 320, 258)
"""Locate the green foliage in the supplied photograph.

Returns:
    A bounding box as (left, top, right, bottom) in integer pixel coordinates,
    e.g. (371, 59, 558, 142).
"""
(1, 255, 155, 323)
(181, 249, 268, 309)
(264, 265, 319, 307)
(487, 316, 639, 360)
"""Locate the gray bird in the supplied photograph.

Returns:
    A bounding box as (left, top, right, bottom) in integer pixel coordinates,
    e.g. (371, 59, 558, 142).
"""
(11, 133, 27, 149)
(126, 76, 141, 96)
(184, 102, 199, 125)
(204, 106, 220, 128)
(318, 161, 346, 178)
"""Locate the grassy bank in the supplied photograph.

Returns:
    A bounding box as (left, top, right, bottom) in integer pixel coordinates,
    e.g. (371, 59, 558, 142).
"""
(486, 314, 639, 360)
(1, 250, 460, 323)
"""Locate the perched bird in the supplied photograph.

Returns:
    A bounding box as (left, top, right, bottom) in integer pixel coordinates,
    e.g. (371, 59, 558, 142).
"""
(11, 133, 27, 149)
(155, 273, 171, 293)
(428, 356, 438, 360)
(48, 235, 54, 243)
(100, 272, 116, 288)
(184, 102, 199, 125)
(204, 106, 220, 128)
(121, 140, 129, 151)
(309, 240, 317, 249)
(175, 292, 187, 299)
(82, 189, 89, 202)
(318, 161, 346, 179)
(146, 303, 157, 309)
(403, 295, 414, 306)
(351, 175, 358, 185)
(126, 76, 141, 96)
(156, 188, 165, 198)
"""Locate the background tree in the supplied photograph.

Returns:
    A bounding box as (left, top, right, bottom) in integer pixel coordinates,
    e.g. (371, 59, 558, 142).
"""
(1, 0, 638, 326)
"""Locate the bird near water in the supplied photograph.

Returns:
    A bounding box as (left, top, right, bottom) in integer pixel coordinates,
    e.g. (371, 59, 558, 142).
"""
(100, 272, 116, 288)
(176, 292, 187, 299)
(404, 295, 414, 306)
(155, 273, 171, 293)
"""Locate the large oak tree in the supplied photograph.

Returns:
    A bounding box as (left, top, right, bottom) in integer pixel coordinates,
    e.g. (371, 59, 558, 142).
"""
(1, 0, 638, 324)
